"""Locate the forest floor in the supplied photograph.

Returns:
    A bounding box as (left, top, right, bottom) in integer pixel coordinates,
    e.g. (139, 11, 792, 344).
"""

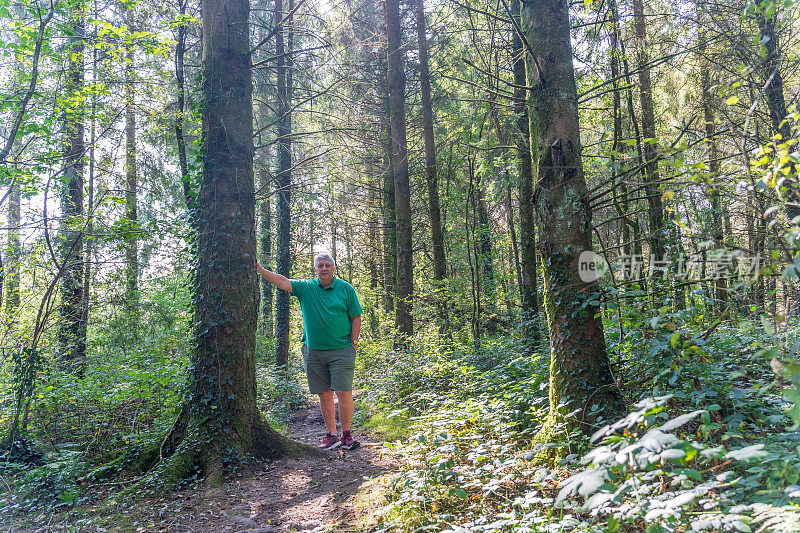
(5, 392, 398, 533)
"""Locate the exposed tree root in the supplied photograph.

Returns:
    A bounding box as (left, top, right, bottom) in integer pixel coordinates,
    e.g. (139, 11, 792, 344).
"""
(88, 405, 318, 505)
(530, 416, 570, 465)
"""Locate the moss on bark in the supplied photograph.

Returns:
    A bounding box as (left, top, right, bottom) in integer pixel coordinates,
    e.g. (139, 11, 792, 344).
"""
(522, 0, 626, 465)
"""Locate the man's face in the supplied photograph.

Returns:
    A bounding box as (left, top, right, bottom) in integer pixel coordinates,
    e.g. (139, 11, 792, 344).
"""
(315, 259, 335, 281)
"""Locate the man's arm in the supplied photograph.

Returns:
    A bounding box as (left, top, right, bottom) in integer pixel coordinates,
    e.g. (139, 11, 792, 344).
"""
(350, 315, 362, 348)
(257, 262, 292, 293)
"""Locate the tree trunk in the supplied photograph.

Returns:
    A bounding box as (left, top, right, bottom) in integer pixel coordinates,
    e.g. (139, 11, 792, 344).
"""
(6, 179, 20, 321)
(331, 217, 338, 264)
(512, 0, 538, 335)
(756, 11, 792, 147)
(631, 0, 666, 270)
(754, 7, 798, 314)
(345, 219, 353, 281)
(125, 0, 298, 492)
(58, 0, 87, 372)
(697, 6, 727, 308)
(608, 0, 638, 259)
(382, 142, 396, 315)
(175, 0, 192, 211)
(414, 0, 448, 336)
(467, 158, 481, 340)
(275, 0, 294, 367)
(369, 183, 380, 293)
(124, 1, 139, 324)
(477, 183, 496, 318)
(85, 0, 97, 332)
(385, 0, 413, 343)
(257, 24, 273, 337)
(522, 0, 624, 450)
(259, 170, 273, 337)
(506, 183, 523, 311)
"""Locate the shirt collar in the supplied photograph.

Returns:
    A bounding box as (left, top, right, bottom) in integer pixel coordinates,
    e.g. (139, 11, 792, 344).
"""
(316, 276, 338, 289)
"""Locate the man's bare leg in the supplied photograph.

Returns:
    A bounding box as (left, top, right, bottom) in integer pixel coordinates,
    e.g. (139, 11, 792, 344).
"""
(318, 390, 338, 434)
(335, 390, 353, 432)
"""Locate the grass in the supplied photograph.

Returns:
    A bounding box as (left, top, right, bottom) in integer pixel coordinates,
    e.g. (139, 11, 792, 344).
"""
(359, 408, 415, 443)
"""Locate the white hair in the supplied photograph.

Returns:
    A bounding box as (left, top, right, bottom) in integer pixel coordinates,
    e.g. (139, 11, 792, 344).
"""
(314, 253, 335, 268)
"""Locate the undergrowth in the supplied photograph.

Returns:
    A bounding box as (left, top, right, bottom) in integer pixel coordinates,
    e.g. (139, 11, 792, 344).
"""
(359, 313, 800, 532)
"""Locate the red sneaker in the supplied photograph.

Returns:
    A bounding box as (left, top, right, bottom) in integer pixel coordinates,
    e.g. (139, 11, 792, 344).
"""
(341, 430, 360, 450)
(318, 433, 341, 450)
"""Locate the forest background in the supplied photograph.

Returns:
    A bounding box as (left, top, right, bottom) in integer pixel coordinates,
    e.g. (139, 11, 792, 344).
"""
(0, 0, 800, 530)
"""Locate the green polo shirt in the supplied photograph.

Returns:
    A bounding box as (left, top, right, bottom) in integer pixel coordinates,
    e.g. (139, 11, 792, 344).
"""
(291, 276, 363, 350)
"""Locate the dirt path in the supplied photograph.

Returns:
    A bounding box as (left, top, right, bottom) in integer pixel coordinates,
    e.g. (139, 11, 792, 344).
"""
(120, 401, 397, 533)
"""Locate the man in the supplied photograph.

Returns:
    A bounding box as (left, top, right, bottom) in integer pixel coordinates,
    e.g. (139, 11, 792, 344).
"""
(257, 253, 363, 450)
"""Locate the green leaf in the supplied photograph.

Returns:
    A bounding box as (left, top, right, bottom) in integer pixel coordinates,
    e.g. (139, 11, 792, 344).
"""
(725, 444, 770, 462)
(726, 96, 740, 105)
(448, 487, 468, 499)
(732, 520, 752, 533)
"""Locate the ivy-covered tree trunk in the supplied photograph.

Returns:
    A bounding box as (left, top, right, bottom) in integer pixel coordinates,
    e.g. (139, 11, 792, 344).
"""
(275, 0, 293, 367)
(512, 0, 538, 336)
(124, 1, 139, 324)
(385, 0, 413, 343)
(125, 0, 299, 493)
(522, 0, 624, 452)
(58, 0, 87, 371)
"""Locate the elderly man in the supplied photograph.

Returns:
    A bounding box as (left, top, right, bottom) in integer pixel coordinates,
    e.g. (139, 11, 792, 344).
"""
(257, 253, 363, 450)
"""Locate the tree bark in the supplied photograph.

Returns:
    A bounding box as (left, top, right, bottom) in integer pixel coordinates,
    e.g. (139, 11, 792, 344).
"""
(512, 0, 538, 334)
(175, 0, 192, 211)
(257, 24, 273, 337)
(385, 0, 413, 343)
(754, 7, 798, 314)
(259, 168, 273, 336)
(85, 0, 98, 333)
(368, 183, 380, 293)
(506, 183, 523, 310)
(477, 183, 496, 318)
(124, 1, 139, 324)
(414, 0, 448, 335)
(522, 0, 624, 449)
(608, 0, 643, 261)
(6, 178, 20, 321)
(125, 0, 297, 491)
(608, 0, 636, 258)
(697, 5, 727, 308)
(275, 0, 293, 367)
(756, 11, 792, 147)
(58, 0, 87, 372)
(381, 136, 396, 315)
(631, 0, 666, 268)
